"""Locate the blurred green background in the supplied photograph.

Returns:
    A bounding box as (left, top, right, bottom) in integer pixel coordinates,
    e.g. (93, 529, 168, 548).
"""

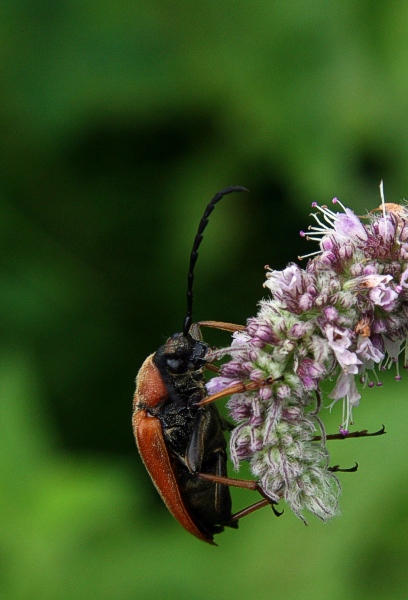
(2, 1, 408, 599)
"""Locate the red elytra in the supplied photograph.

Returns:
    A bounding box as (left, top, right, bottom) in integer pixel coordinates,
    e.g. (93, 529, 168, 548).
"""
(133, 354, 217, 544)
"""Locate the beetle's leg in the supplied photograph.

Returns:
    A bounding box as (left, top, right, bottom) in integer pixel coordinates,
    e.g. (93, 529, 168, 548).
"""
(313, 424, 386, 441)
(328, 463, 358, 473)
(205, 363, 220, 373)
(232, 497, 284, 520)
(229, 499, 270, 522)
(197, 472, 282, 521)
(189, 321, 244, 341)
(198, 320, 246, 332)
(185, 410, 209, 473)
(197, 473, 272, 500)
(196, 375, 284, 407)
(313, 427, 384, 473)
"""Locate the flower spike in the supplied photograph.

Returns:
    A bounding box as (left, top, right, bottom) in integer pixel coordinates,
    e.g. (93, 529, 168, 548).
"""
(207, 187, 405, 523)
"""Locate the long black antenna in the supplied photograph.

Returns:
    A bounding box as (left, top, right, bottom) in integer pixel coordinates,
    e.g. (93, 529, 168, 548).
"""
(182, 186, 248, 336)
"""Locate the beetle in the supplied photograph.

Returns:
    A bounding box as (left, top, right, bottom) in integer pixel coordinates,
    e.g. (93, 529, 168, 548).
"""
(133, 186, 279, 544)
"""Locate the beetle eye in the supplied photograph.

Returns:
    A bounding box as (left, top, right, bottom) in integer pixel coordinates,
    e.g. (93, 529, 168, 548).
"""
(166, 358, 186, 373)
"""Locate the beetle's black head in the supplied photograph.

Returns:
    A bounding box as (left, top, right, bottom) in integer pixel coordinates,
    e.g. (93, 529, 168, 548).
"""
(153, 332, 209, 376)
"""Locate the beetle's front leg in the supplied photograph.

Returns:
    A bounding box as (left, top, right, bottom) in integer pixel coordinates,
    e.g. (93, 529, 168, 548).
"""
(196, 375, 284, 407)
(198, 320, 246, 333)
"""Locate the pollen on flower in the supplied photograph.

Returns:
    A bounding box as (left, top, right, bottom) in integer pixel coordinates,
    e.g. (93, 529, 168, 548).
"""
(207, 186, 405, 523)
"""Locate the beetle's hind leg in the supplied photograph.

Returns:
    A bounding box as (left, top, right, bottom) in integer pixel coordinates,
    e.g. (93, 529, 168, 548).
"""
(228, 498, 282, 525)
(197, 472, 282, 524)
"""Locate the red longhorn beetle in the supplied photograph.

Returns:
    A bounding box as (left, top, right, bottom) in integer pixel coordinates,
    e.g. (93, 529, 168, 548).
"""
(133, 187, 386, 544)
(133, 187, 283, 544)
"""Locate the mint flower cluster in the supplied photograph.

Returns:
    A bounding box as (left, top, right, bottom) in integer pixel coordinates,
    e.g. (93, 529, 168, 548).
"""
(207, 196, 406, 522)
